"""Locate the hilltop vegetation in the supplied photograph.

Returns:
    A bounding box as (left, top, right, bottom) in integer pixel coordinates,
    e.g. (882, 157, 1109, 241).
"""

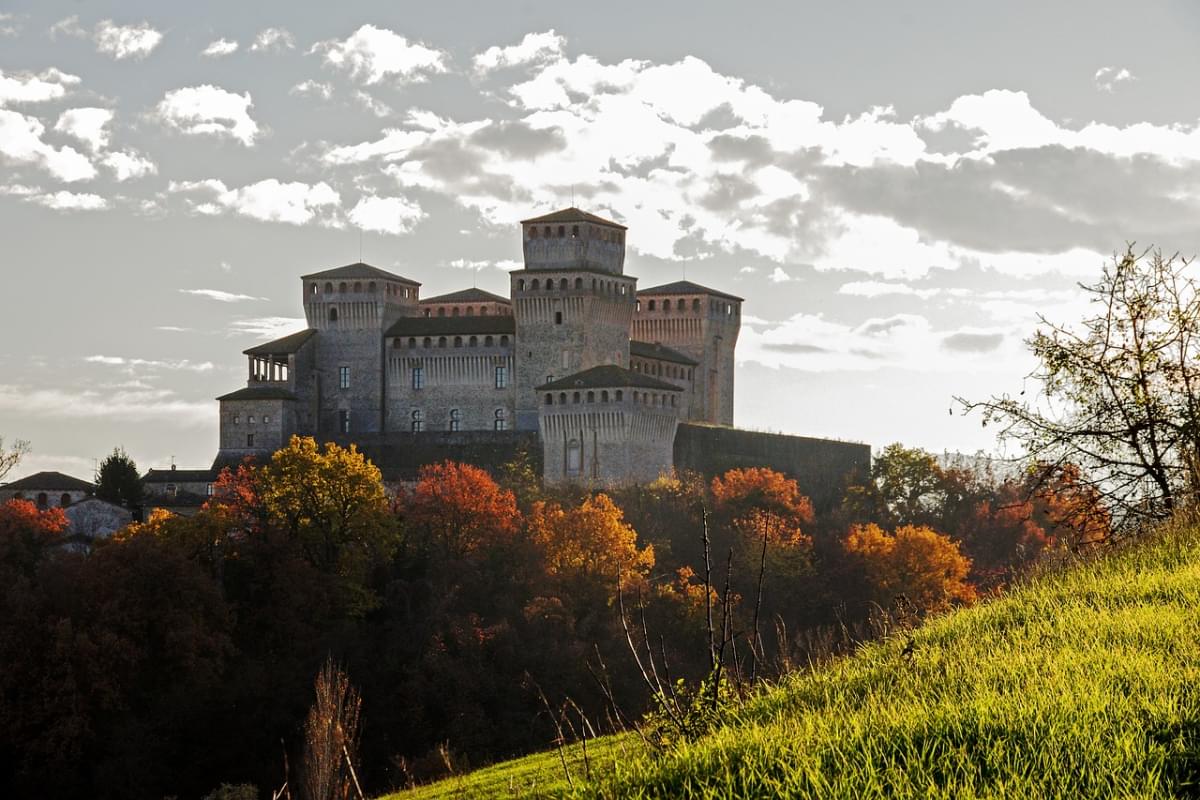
(394, 513, 1200, 798)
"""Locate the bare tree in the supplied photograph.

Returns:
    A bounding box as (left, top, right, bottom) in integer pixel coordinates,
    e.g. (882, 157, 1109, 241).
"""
(303, 658, 364, 800)
(958, 245, 1200, 524)
(0, 437, 30, 484)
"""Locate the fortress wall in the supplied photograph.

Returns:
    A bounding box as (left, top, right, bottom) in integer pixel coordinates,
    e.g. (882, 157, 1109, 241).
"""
(673, 424, 870, 510)
(385, 348, 517, 433)
(317, 430, 541, 483)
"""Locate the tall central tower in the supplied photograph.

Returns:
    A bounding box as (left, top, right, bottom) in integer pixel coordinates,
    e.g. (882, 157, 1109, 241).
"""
(511, 208, 637, 430)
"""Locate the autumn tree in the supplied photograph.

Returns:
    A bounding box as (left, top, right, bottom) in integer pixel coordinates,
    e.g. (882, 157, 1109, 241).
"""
(710, 467, 814, 549)
(960, 246, 1200, 523)
(96, 447, 142, 508)
(844, 523, 976, 614)
(399, 460, 522, 559)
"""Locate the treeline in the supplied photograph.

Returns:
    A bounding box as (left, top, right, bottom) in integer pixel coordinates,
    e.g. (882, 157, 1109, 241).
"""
(0, 437, 1107, 799)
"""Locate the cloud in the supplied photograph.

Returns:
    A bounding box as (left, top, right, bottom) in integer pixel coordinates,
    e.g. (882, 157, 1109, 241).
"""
(768, 267, 794, 283)
(101, 150, 156, 181)
(54, 107, 114, 152)
(156, 85, 259, 145)
(48, 16, 86, 40)
(838, 280, 940, 299)
(1094, 66, 1135, 93)
(942, 331, 1005, 353)
(94, 20, 163, 60)
(84, 355, 215, 372)
(0, 13, 19, 38)
(291, 80, 333, 100)
(0, 109, 96, 181)
(0, 384, 211, 426)
(347, 194, 424, 235)
(473, 30, 565, 74)
(202, 38, 239, 57)
(0, 68, 81, 105)
(178, 288, 265, 303)
(250, 27, 295, 52)
(315, 25, 447, 85)
(228, 317, 306, 339)
(448, 258, 521, 271)
(30, 190, 107, 210)
(171, 178, 340, 225)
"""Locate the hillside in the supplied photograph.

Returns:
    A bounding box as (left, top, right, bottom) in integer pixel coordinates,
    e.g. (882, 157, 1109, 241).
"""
(388, 516, 1200, 798)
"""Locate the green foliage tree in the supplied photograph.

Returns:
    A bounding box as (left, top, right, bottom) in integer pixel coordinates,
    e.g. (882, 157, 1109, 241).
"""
(960, 245, 1200, 522)
(96, 447, 143, 508)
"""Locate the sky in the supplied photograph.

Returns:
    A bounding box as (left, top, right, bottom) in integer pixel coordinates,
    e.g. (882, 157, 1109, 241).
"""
(2, 0, 1199, 481)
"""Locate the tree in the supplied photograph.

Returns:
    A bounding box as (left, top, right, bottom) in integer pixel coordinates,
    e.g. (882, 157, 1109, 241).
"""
(527, 493, 654, 597)
(844, 523, 976, 613)
(959, 246, 1200, 523)
(399, 461, 522, 559)
(0, 436, 31, 483)
(710, 467, 814, 548)
(96, 447, 142, 508)
(303, 659, 363, 800)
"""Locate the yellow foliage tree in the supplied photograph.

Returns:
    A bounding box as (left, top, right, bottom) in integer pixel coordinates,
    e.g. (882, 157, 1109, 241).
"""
(845, 523, 976, 613)
(527, 493, 654, 595)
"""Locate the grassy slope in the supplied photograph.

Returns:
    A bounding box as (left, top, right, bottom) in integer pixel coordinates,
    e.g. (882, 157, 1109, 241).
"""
(389, 521, 1200, 799)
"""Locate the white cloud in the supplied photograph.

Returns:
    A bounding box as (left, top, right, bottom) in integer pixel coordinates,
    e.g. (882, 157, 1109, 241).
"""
(0, 13, 19, 38)
(31, 190, 108, 210)
(84, 355, 215, 372)
(354, 90, 393, 117)
(202, 38, 239, 57)
(838, 280, 940, 299)
(768, 266, 794, 283)
(94, 19, 163, 60)
(54, 107, 113, 152)
(0, 183, 39, 196)
(315, 25, 447, 85)
(291, 80, 333, 100)
(250, 27, 295, 52)
(0, 68, 81, 105)
(448, 258, 521, 271)
(178, 288, 265, 303)
(171, 177, 340, 225)
(156, 85, 260, 145)
(0, 109, 96, 181)
(101, 150, 156, 181)
(229, 317, 306, 339)
(0, 384, 211, 426)
(48, 16, 86, 40)
(473, 30, 565, 74)
(347, 194, 424, 235)
(1094, 66, 1135, 92)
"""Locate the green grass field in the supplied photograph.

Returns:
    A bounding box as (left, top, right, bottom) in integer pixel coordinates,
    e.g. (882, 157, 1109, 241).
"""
(387, 518, 1200, 798)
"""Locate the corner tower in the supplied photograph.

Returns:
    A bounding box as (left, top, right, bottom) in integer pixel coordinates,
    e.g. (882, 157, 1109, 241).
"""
(632, 281, 742, 426)
(511, 208, 637, 430)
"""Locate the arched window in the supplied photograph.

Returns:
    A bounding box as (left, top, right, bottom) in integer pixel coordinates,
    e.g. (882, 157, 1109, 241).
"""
(647, 299, 655, 311)
(601, 390, 609, 402)
(494, 408, 507, 431)
(485, 335, 494, 347)
(500, 335, 509, 347)
(310, 283, 318, 295)
(543, 225, 551, 238)
(545, 393, 553, 405)
(324, 282, 333, 293)
(518, 278, 526, 291)
(35, 492, 47, 509)
(481, 307, 488, 315)
(571, 391, 579, 404)
(408, 337, 417, 349)
(354, 282, 362, 292)
(339, 282, 347, 293)
(368, 281, 377, 292)
(423, 308, 432, 317)
(438, 336, 447, 348)
(469, 336, 478, 347)
(632, 391, 639, 403)
(452, 307, 460, 317)
(411, 409, 424, 432)
(466, 306, 475, 316)
(423, 337, 432, 348)
(559, 392, 567, 404)
(449, 408, 461, 431)
(558, 278, 566, 290)
(575, 277, 583, 289)
(60, 493, 71, 508)
(529, 226, 537, 239)
(438, 307, 446, 317)
(532, 279, 540, 290)
(586, 391, 595, 403)
(454, 336, 463, 347)
(328, 307, 338, 321)
(557, 225, 565, 238)
(571, 225, 579, 238)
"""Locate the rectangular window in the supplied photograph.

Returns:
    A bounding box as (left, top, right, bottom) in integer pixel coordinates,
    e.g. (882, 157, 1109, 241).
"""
(412, 366, 424, 390)
(339, 409, 350, 433)
(206, 483, 214, 497)
(339, 366, 350, 389)
(561, 350, 570, 370)
(246, 433, 255, 448)
(263, 415, 271, 424)
(248, 415, 256, 424)
(555, 310, 563, 325)
(494, 365, 508, 389)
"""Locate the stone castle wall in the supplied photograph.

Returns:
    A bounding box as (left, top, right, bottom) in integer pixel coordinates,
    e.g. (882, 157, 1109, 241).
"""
(385, 342, 517, 433)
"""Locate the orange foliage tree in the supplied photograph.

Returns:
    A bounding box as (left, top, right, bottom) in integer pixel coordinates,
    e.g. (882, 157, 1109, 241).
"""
(844, 523, 976, 613)
(711, 467, 814, 548)
(527, 493, 654, 595)
(399, 460, 522, 558)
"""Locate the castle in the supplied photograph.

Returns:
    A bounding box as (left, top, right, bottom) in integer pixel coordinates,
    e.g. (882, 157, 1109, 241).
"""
(213, 208, 868, 494)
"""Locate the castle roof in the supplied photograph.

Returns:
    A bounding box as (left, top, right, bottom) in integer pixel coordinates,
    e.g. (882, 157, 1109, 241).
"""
(216, 386, 299, 402)
(385, 315, 516, 338)
(630, 340, 699, 366)
(2, 471, 93, 492)
(301, 262, 421, 285)
(243, 328, 317, 356)
(520, 207, 627, 229)
(420, 288, 511, 305)
(638, 280, 743, 302)
(143, 468, 217, 483)
(537, 365, 682, 392)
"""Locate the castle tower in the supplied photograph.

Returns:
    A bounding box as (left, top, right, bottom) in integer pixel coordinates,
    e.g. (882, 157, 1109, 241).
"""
(632, 281, 742, 426)
(511, 208, 637, 430)
(300, 263, 421, 436)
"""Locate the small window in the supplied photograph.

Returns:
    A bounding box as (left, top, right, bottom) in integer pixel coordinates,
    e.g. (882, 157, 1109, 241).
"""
(648, 300, 656, 311)
(518, 279, 526, 291)
(264, 414, 271, 424)
(353, 282, 362, 292)
(544, 393, 553, 405)
(572, 391, 581, 404)
(480, 307, 488, 316)
(494, 408, 507, 431)
(368, 281, 377, 293)
(423, 337, 432, 348)
(500, 335, 509, 347)
(601, 390, 609, 402)
(339, 366, 350, 389)
(329, 307, 338, 322)
(561, 350, 570, 369)
(495, 365, 508, 389)
(248, 415, 256, 424)
(206, 483, 214, 497)
(411, 409, 424, 432)
(449, 408, 461, 432)
(246, 433, 255, 448)
(438, 337, 447, 348)
(693, 298, 701, 311)
(485, 335, 494, 347)
(35, 493, 48, 509)
(557, 225, 565, 238)
(232, 414, 241, 424)
(454, 336, 463, 348)
(566, 439, 581, 475)
(452, 307, 460, 317)
(324, 282, 333, 293)
(424, 308, 432, 318)
(310, 283, 318, 295)
(60, 493, 71, 508)
(466, 306, 475, 316)
(532, 279, 540, 290)
(469, 336, 478, 347)
(528, 226, 537, 239)
(339, 282, 347, 293)
(555, 311, 563, 325)
(438, 307, 446, 317)
(166, 483, 177, 497)
(586, 391, 595, 403)
(338, 410, 350, 434)
(408, 337, 417, 349)
(575, 277, 583, 289)
(559, 278, 568, 290)
(543, 226, 551, 238)
(559, 392, 567, 404)
(412, 366, 424, 390)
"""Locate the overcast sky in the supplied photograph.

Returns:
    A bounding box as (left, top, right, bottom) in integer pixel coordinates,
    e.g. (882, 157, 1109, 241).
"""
(2, 0, 1198, 480)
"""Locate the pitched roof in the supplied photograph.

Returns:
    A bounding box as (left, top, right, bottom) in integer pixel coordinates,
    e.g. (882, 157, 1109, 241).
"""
(638, 280, 744, 302)
(3, 471, 93, 492)
(142, 468, 217, 483)
(520, 207, 627, 229)
(630, 340, 699, 366)
(243, 328, 317, 356)
(301, 262, 421, 285)
(537, 365, 682, 392)
(385, 315, 516, 338)
(420, 287, 512, 305)
(215, 386, 298, 402)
